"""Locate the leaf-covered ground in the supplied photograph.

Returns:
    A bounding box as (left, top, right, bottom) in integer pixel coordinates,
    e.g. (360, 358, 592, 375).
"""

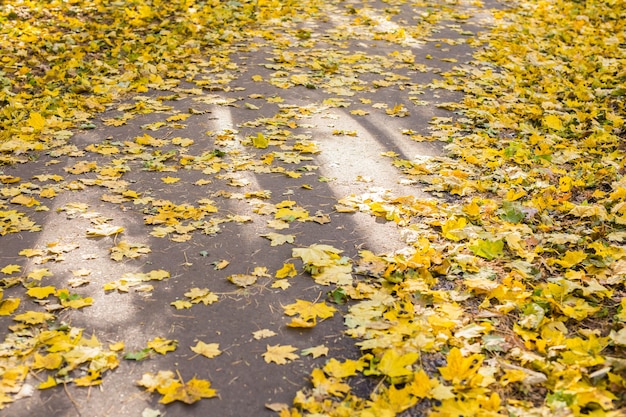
(1, 0, 625, 416)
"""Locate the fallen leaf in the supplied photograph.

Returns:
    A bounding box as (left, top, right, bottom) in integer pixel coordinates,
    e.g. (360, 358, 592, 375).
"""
(227, 274, 257, 287)
(190, 341, 221, 358)
(147, 337, 178, 355)
(263, 344, 299, 365)
(301, 345, 329, 358)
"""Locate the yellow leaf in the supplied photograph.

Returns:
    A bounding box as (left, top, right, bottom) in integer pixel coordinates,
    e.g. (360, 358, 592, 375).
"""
(438, 347, 483, 386)
(27, 268, 53, 281)
(74, 372, 102, 387)
(86, 224, 124, 237)
(228, 274, 257, 287)
(440, 217, 467, 241)
(39, 188, 57, 199)
(38, 375, 58, 390)
(159, 377, 217, 404)
(71, 269, 91, 277)
(172, 137, 194, 147)
(323, 358, 362, 378)
(283, 299, 336, 327)
(261, 232, 295, 246)
(275, 263, 297, 279)
(378, 349, 419, 378)
(148, 337, 178, 354)
(1, 264, 21, 275)
(28, 112, 46, 131)
(290, 74, 309, 85)
(469, 239, 504, 260)
(386, 103, 408, 117)
(253, 133, 269, 149)
(301, 345, 328, 358)
(161, 176, 181, 184)
(19, 248, 45, 258)
(13, 311, 55, 325)
(170, 300, 193, 310)
(190, 341, 222, 358)
(184, 288, 218, 305)
(0, 298, 20, 316)
(310, 368, 350, 396)
(409, 370, 434, 398)
(263, 344, 299, 365)
(252, 329, 277, 340)
(26, 286, 56, 299)
(543, 114, 563, 130)
(252, 266, 271, 277)
(504, 188, 526, 201)
(271, 280, 291, 289)
(554, 250, 587, 268)
(11, 194, 40, 207)
(213, 259, 230, 270)
(109, 341, 125, 352)
(166, 114, 191, 122)
(110, 240, 151, 261)
(32, 353, 63, 370)
(137, 370, 176, 393)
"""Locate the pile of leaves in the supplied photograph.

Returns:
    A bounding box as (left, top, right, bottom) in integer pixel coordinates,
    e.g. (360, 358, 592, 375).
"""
(284, 0, 626, 416)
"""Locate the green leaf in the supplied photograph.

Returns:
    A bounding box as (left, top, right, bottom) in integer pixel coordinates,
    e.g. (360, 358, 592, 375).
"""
(328, 288, 347, 304)
(469, 239, 504, 260)
(500, 201, 525, 224)
(124, 348, 152, 361)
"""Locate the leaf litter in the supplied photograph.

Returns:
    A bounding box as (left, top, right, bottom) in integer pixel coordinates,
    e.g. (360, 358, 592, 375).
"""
(0, 0, 624, 415)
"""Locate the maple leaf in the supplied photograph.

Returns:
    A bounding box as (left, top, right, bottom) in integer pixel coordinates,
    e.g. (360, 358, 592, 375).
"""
(137, 371, 177, 392)
(253, 133, 269, 149)
(86, 224, 124, 237)
(276, 263, 297, 279)
(26, 286, 56, 299)
(27, 112, 46, 131)
(0, 298, 20, 316)
(261, 232, 295, 246)
(147, 337, 178, 355)
(159, 377, 217, 404)
(228, 274, 257, 287)
(252, 266, 271, 277)
(469, 239, 504, 260)
(13, 311, 54, 325)
(110, 241, 151, 261)
(283, 299, 336, 328)
(32, 352, 63, 370)
(301, 345, 328, 358)
(310, 368, 351, 396)
(323, 358, 363, 379)
(263, 345, 299, 365)
(184, 288, 218, 305)
(161, 176, 180, 184)
(377, 349, 419, 379)
(253, 329, 277, 340)
(1, 265, 21, 275)
(27, 268, 53, 281)
(438, 348, 483, 387)
(57, 289, 93, 309)
(38, 376, 58, 390)
(171, 300, 193, 310)
(190, 342, 222, 359)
